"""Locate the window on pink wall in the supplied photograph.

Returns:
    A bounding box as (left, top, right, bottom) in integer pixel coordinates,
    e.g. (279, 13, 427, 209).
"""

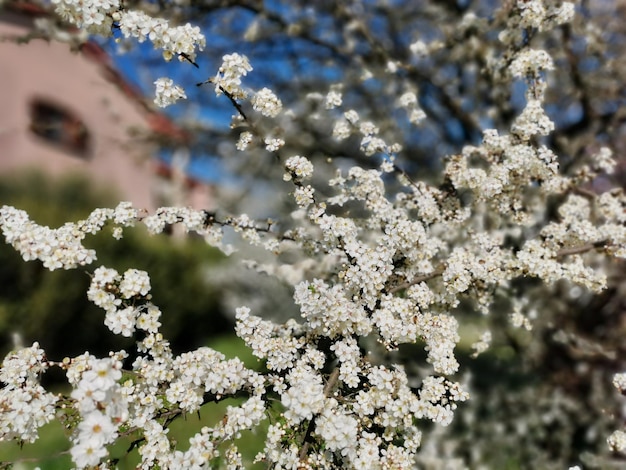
(29, 97, 92, 159)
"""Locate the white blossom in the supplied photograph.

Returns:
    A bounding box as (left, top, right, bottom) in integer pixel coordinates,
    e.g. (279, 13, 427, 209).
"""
(283, 155, 314, 181)
(1, 1, 625, 467)
(252, 87, 282, 117)
(214, 53, 253, 99)
(509, 49, 554, 78)
(154, 77, 186, 108)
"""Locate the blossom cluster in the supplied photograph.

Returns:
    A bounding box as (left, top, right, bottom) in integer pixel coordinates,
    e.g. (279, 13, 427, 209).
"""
(0, 202, 138, 270)
(2, 0, 626, 468)
(283, 155, 314, 182)
(252, 87, 283, 117)
(0, 162, 482, 467)
(0, 343, 57, 443)
(154, 77, 186, 108)
(67, 354, 127, 467)
(213, 53, 253, 99)
(52, 0, 205, 66)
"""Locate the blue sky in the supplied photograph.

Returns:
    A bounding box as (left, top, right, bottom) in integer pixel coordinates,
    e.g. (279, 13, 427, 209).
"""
(99, 36, 235, 183)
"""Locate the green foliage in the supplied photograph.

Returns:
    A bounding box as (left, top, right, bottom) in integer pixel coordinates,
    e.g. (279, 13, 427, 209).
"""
(0, 171, 230, 361)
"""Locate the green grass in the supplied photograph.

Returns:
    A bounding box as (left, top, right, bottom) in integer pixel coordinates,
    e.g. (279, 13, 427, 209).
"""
(0, 421, 72, 470)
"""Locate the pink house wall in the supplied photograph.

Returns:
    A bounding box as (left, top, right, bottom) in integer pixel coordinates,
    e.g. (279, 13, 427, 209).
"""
(0, 8, 161, 210)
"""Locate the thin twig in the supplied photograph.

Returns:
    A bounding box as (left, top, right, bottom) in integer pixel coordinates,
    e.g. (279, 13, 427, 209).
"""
(388, 266, 446, 294)
(556, 240, 607, 259)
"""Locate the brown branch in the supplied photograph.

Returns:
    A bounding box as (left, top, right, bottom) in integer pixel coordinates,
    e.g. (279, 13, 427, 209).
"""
(556, 240, 608, 259)
(388, 266, 446, 294)
(571, 185, 598, 200)
(195, 81, 248, 122)
(323, 367, 340, 396)
(298, 367, 340, 462)
(219, 85, 249, 123)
